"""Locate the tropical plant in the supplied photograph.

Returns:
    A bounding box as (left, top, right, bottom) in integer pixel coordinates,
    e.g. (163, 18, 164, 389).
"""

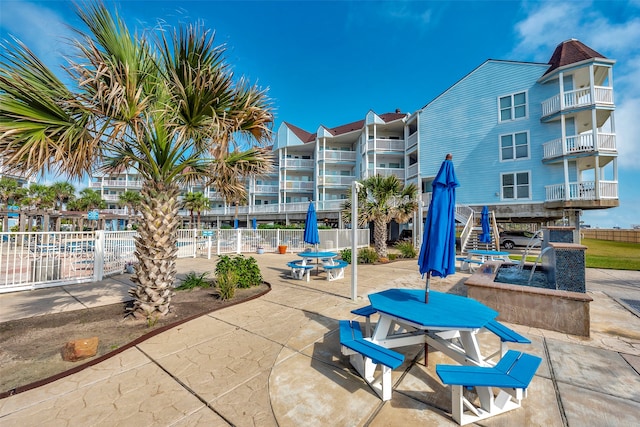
(25, 183, 55, 210)
(50, 181, 76, 211)
(342, 175, 418, 257)
(0, 2, 273, 319)
(216, 269, 238, 301)
(118, 190, 142, 218)
(394, 240, 417, 258)
(175, 271, 211, 290)
(340, 248, 352, 264)
(183, 191, 209, 229)
(0, 177, 19, 208)
(68, 188, 106, 211)
(358, 247, 379, 264)
(215, 254, 262, 289)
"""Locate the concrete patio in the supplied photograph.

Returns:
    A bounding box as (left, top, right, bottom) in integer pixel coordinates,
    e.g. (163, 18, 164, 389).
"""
(0, 253, 639, 426)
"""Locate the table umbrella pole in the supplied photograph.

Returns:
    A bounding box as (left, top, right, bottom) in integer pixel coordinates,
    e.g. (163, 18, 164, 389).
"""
(425, 272, 430, 366)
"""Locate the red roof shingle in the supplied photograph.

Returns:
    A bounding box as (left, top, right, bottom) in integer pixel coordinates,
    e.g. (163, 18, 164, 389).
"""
(544, 39, 607, 76)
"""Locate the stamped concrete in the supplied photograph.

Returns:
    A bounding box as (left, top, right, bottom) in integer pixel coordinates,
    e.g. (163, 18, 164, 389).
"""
(1, 253, 639, 426)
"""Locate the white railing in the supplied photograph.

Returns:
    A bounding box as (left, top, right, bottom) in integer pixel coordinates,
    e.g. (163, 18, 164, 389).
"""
(320, 151, 356, 162)
(253, 185, 279, 193)
(543, 133, 617, 159)
(367, 139, 405, 152)
(541, 86, 614, 117)
(90, 180, 144, 188)
(320, 175, 355, 186)
(284, 181, 314, 190)
(374, 168, 405, 179)
(407, 163, 419, 177)
(545, 181, 618, 202)
(0, 228, 370, 293)
(406, 132, 418, 149)
(282, 159, 315, 169)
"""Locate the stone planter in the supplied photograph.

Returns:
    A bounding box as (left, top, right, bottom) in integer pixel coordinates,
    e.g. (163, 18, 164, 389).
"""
(257, 248, 265, 254)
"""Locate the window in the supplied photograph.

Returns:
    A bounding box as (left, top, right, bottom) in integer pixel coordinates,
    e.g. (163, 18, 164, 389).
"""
(500, 131, 529, 161)
(499, 92, 527, 122)
(501, 172, 530, 200)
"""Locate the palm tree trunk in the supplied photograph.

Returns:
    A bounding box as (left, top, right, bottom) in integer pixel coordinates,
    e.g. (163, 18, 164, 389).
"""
(373, 217, 388, 257)
(128, 181, 180, 318)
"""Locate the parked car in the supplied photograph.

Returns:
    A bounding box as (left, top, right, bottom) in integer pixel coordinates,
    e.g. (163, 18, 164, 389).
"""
(499, 230, 542, 249)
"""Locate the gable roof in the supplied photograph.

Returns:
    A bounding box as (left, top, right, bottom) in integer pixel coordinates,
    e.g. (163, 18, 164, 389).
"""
(543, 39, 607, 76)
(282, 121, 316, 143)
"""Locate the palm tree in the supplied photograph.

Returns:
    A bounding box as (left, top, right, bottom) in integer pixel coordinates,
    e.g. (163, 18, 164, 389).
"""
(118, 190, 142, 217)
(70, 188, 106, 211)
(211, 148, 273, 223)
(0, 177, 19, 208)
(0, 2, 272, 318)
(182, 191, 209, 229)
(25, 183, 55, 211)
(50, 181, 76, 211)
(342, 175, 418, 257)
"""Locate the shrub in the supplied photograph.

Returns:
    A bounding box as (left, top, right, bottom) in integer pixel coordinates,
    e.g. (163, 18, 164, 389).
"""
(175, 271, 211, 290)
(215, 255, 263, 288)
(358, 247, 379, 264)
(217, 270, 238, 300)
(388, 253, 398, 261)
(395, 240, 417, 258)
(340, 248, 352, 264)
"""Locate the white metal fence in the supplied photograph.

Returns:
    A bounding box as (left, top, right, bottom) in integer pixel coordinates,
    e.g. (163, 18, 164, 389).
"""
(0, 228, 369, 293)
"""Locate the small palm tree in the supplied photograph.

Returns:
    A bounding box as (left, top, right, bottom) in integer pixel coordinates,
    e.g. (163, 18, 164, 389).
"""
(342, 175, 418, 257)
(0, 177, 19, 208)
(25, 183, 55, 211)
(0, 2, 273, 318)
(182, 191, 209, 228)
(71, 188, 106, 211)
(118, 190, 142, 217)
(50, 181, 76, 211)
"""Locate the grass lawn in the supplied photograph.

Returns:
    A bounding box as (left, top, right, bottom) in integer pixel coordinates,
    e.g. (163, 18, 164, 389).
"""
(506, 238, 640, 270)
(582, 238, 640, 270)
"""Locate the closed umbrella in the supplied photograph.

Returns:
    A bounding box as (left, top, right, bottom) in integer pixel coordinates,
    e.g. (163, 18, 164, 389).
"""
(479, 206, 492, 247)
(252, 218, 257, 230)
(304, 202, 320, 249)
(418, 154, 459, 303)
(233, 218, 239, 229)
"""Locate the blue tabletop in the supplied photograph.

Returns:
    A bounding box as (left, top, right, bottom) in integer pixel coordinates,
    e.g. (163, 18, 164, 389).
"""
(297, 251, 338, 258)
(467, 250, 510, 256)
(368, 289, 498, 329)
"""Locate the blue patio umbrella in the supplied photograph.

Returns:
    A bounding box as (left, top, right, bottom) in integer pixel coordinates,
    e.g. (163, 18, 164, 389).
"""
(418, 154, 459, 303)
(252, 218, 257, 230)
(479, 206, 492, 246)
(233, 218, 239, 229)
(303, 202, 320, 249)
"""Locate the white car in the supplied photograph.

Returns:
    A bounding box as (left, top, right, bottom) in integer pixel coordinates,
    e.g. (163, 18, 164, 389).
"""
(499, 231, 542, 249)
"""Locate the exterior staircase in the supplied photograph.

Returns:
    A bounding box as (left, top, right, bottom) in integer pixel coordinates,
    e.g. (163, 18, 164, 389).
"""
(456, 206, 500, 255)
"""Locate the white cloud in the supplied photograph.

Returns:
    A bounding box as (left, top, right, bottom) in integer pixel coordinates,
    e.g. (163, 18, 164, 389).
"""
(0, 1, 74, 69)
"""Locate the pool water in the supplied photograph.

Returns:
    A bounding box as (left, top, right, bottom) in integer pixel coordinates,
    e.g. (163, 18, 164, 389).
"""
(494, 265, 552, 289)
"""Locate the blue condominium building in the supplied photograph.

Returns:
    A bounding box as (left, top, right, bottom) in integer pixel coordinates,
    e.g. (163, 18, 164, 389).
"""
(91, 39, 618, 230)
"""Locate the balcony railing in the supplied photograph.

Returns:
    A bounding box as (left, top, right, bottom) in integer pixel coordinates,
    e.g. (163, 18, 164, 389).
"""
(252, 185, 279, 193)
(543, 133, 617, 159)
(366, 139, 405, 152)
(91, 180, 143, 188)
(545, 181, 618, 202)
(319, 175, 355, 186)
(197, 199, 346, 216)
(541, 86, 614, 117)
(282, 159, 315, 169)
(283, 181, 314, 190)
(407, 163, 419, 177)
(407, 132, 418, 150)
(319, 150, 356, 162)
(365, 168, 405, 180)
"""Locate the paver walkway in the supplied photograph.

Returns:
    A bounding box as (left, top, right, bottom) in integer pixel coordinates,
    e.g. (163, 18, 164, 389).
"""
(1, 254, 639, 426)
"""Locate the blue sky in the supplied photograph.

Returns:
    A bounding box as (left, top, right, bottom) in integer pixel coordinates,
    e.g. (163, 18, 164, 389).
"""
(1, 0, 639, 228)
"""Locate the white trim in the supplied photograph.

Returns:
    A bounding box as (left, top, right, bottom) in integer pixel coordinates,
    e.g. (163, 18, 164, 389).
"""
(497, 90, 528, 123)
(500, 170, 532, 201)
(499, 130, 530, 162)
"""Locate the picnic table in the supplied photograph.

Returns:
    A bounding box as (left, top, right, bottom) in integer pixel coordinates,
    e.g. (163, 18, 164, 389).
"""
(341, 289, 540, 424)
(296, 251, 338, 275)
(466, 249, 511, 262)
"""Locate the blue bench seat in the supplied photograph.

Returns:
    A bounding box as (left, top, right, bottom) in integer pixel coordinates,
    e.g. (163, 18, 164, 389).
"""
(457, 256, 483, 272)
(322, 260, 348, 281)
(287, 261, 313, 281)
(350, 305, 377, 336)
(436, 350, 542, 425)
(483, 319, 531, 360)
(339, 320, 404, 400)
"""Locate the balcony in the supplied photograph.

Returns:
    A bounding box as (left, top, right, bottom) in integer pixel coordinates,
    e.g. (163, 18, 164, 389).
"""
(541, 86, 613, 117)
(319, 150, 356, 162)
(282, 159, 315, 169)
(364, 168, 405, 180)
(252, 185, 279, 194)
(406, 132, 418, 150)
(545, 181, 618, 206)
(366, 139, 405, 153)
(91, 180, 143, 189)
(318, 175, 355, 187)
(406, 163, 419, 178)
(542, 133, 616, 160)
(283, 181, 314, 191)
